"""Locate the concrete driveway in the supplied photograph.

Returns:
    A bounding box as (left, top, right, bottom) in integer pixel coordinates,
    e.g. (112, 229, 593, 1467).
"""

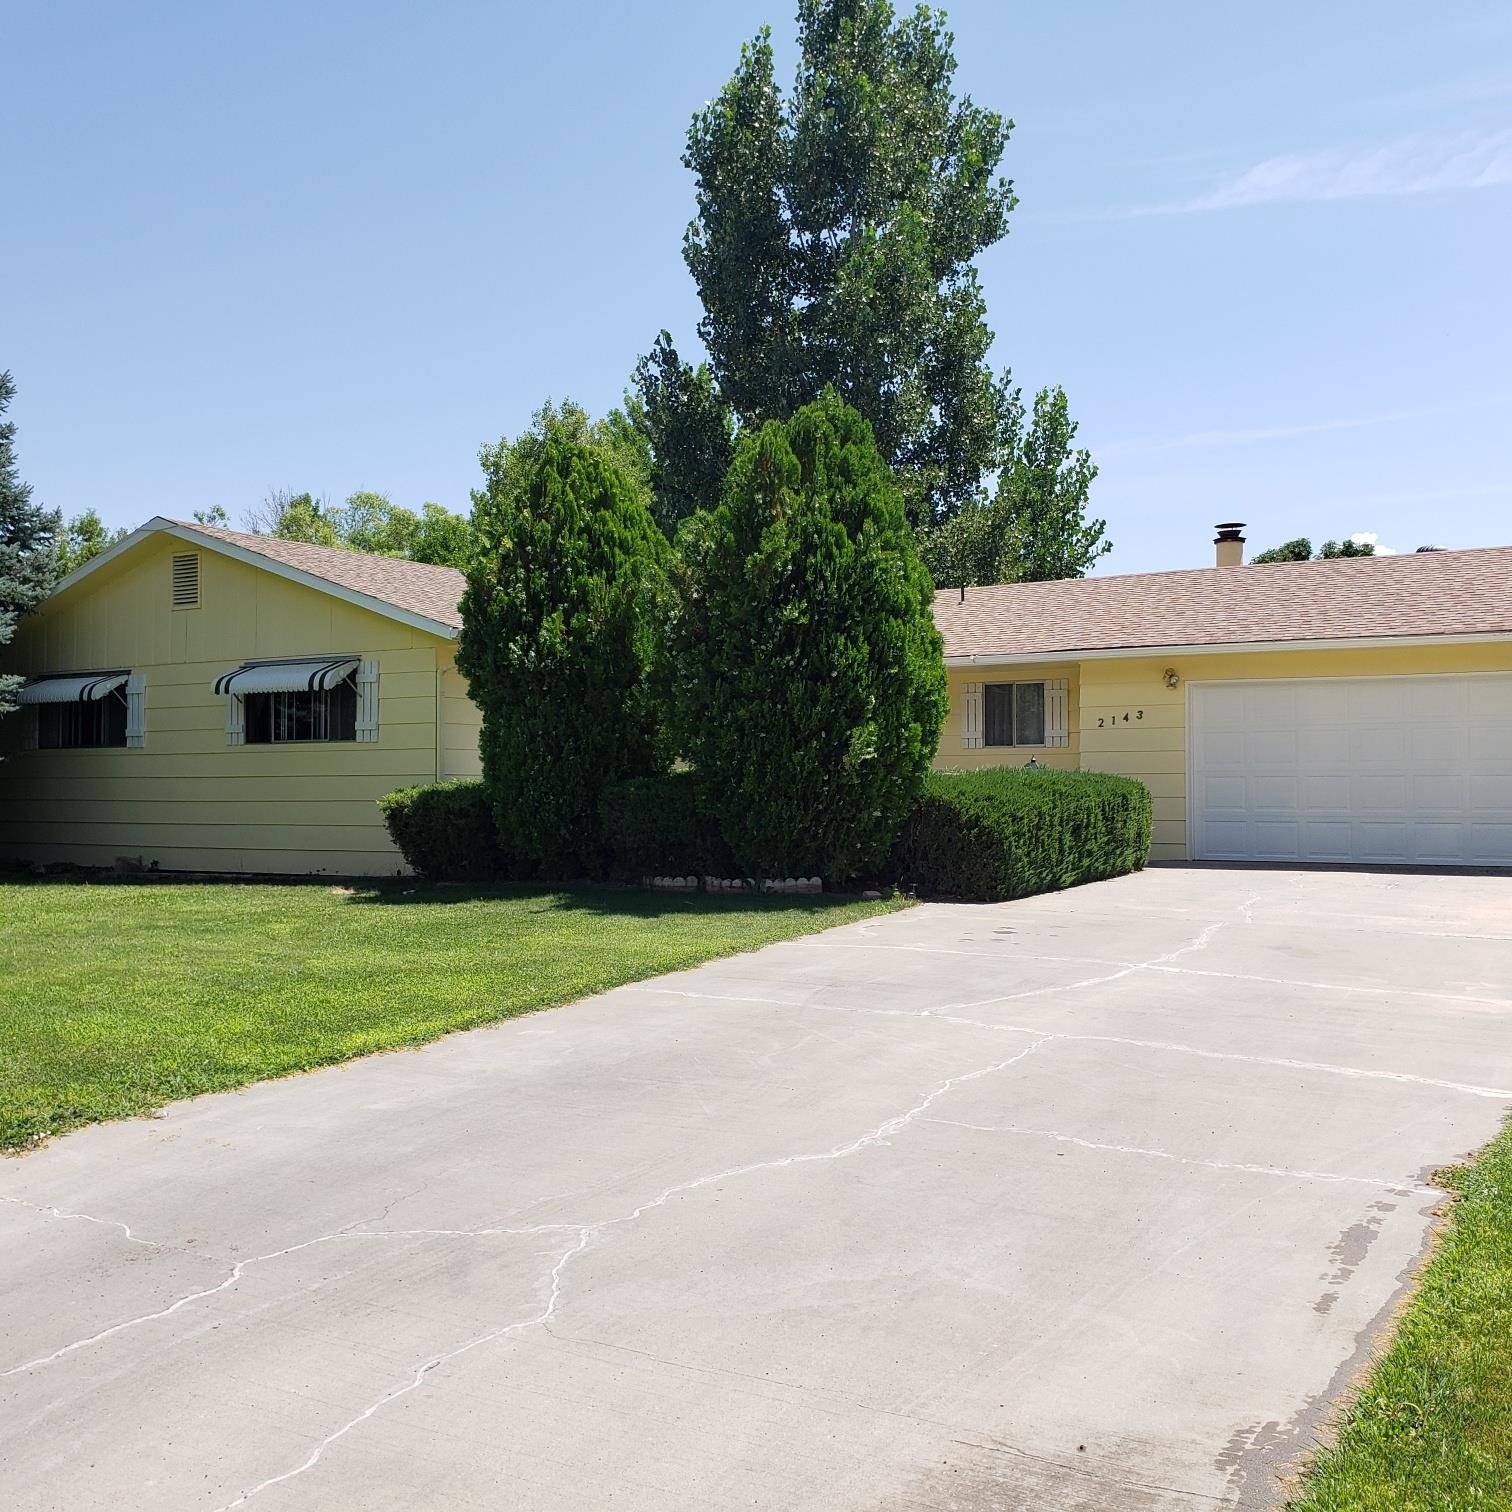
(4, 868, 1510, 1511)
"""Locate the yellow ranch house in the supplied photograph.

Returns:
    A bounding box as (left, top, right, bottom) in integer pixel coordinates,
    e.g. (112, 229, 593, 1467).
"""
(3, 519, 1511, 874)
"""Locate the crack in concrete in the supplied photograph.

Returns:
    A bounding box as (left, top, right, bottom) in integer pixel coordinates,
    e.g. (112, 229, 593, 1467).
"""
(210, 1228, 596, 1510)
(0, 1194, 160, 1249)
(628, 986, 1512, 1099)
(923, 1119, 1436, 1194)
(202, 1035, 1055, 1508)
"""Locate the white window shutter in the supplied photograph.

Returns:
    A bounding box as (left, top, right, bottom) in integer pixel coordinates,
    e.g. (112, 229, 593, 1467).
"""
(225, 692, 245, 746)
(125, 674, 146, 748)
(355, 659, 379, 742)
(961, 682, 982, 750)
(1045, 678, 1069, 748)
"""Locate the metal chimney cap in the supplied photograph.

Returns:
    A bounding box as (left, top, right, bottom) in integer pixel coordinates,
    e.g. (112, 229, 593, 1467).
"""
(1213, 522, 1247, 540)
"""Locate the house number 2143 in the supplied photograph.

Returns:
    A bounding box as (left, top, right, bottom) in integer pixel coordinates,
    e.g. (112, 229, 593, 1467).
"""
(1096, 711, 1144, 727)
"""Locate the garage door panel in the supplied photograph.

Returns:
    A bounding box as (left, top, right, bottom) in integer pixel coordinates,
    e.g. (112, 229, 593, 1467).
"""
(1201, 775, 1248, 811)
(1345, 681, 1408, 720)
(1409, 823, 1470, 864)
(1469, 825, 1512, 862)
(1301, 774, 1350, 810)
(1191, 675, 1512, 866)
(1248, 730, 1299, 766)
(1350, 726, 1407, 765)
(1468, 725, 1512, 762)
(1251, 775, 1299, 810)
(1351, 773, 1409, 811)
(1469, 773, 1512, 813)
(1251, 820, 1302, 859)
(1354, 822, 1410, 863)
(1301, 820, 1354, 861)
(1300, 727, 1350, 765)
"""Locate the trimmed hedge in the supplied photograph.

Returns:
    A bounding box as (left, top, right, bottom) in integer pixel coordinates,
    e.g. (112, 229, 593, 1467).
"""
(599, 772, 736, 879)
(893, 768, 1152, 902)
(378, 780, 512, 882)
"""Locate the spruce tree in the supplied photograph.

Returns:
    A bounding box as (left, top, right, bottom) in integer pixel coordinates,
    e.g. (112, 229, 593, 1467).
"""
(457, 403, 668, 876)
(0, 372, 59, 723)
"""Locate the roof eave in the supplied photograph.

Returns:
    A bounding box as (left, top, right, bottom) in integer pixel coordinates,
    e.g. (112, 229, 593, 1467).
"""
(943, 631, 1512, 667)
(40, 517, 461, 641)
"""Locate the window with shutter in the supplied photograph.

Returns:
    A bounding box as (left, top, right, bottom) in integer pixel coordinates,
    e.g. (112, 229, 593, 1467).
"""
(983, 681, 1057, 748)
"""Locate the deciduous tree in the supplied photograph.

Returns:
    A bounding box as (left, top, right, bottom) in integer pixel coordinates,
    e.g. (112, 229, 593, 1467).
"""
(920, 386, 1108, 587)
(55, 509, 127, 576)
(1251, 535, 1375, 564)
(645, 0, 1018, 527)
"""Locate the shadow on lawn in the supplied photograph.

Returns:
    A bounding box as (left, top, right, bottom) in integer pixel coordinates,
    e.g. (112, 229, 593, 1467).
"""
(0, 870, 889, 920)
(339, 879, 881, 919)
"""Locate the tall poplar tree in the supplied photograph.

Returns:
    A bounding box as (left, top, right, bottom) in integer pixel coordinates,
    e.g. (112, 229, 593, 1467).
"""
(640, 0, 1018, 528)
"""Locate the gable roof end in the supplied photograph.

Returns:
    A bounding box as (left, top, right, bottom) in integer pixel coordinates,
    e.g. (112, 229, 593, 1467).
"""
(47, 517, 466, 639)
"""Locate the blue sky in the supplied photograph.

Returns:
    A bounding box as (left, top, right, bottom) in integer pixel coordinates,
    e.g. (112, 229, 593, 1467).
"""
(3, 1, 1509, 573)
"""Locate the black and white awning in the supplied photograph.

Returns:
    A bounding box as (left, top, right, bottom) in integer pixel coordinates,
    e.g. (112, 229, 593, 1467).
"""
(211, 657, 359, 696)
(16, 671, 129, 704)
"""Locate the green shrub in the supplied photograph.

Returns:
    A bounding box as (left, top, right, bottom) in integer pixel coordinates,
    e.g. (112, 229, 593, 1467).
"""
(662, 390, 948, 883)
(893, 768, 1152, 901)
(378, 780, 510, 881)
(457, 402, 669, 878)
(599, 772, 736, 879)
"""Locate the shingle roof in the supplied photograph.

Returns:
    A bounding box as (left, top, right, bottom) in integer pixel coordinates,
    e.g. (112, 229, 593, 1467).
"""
(158, 523, 1512, 658)
(169, 521, 466, 632)
(933, 546, 1512, 659)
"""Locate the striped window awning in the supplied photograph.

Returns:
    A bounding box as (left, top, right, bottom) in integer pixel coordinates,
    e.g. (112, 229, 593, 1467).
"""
(16, 671, 129, 704)
(211, 657, 359, 696)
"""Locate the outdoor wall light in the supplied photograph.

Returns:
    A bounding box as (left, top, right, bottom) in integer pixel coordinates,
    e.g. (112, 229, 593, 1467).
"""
(1163, 667, 1180, 690)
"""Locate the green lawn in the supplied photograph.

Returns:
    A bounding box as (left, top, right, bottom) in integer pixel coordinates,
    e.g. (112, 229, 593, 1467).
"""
(0, 877, 905, 1151)
(1288, 1126, 1512, 1511)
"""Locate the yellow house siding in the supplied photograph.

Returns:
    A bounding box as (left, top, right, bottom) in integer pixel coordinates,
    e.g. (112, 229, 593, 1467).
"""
(934, 663, 1081, 772)
(1078, 659, 1188, 859)
(0, 536, 459, 875)
(1083, 642, 1512, 862)
(438, 653, 483, 780)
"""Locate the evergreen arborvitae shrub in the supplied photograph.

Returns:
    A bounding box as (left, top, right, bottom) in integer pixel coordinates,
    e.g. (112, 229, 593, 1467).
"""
(598, 772, 735, 880)
(457, 405, 669, 877)
(893, 768, 1153, 901)
(664, 390, 948, 882)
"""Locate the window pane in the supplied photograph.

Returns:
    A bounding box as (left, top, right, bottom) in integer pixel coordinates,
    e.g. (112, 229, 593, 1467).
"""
(244, 694, 271, 743)
(243, 683, 357, 743)
(1014, 682, 1046, 746)
(39, 696, 126, 748)
(984, 684, 1014, 746)
(330, 682, 357, 741)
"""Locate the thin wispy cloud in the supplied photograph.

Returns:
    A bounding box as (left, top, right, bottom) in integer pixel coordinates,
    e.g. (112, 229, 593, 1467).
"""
(1150, 126, 1512, 214)
(1101, 395, 1512, 460)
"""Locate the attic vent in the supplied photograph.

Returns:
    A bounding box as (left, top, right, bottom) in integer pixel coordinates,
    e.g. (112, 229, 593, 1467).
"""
(171, 552, 201, 608)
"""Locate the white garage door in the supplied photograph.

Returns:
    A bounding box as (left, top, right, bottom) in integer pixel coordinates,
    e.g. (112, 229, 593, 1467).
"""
(1189, 674, 1512, 865)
